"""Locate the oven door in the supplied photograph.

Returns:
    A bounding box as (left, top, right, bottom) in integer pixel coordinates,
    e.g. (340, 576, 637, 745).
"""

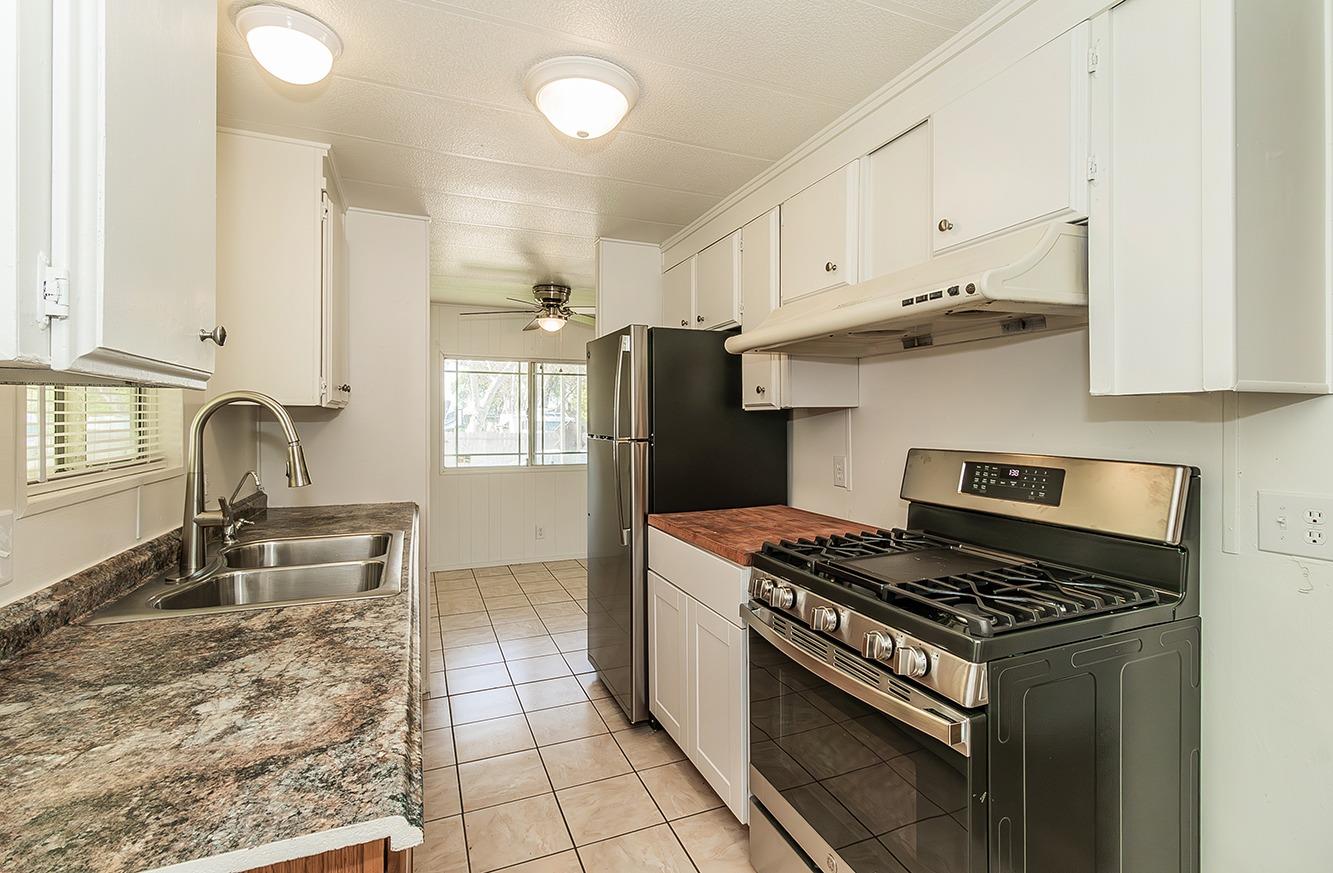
(746, 603, 988, 873)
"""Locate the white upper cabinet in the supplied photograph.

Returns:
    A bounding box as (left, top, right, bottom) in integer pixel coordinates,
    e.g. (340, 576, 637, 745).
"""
(862, 121, 933, 280)
(662, 258, 695, 329)
(779, 162, 860, 303)
(2, 0, 217, 387)
(931, 23, 1090, 253)
(694, 231, 741, 330)
(212, 131, 349, 407)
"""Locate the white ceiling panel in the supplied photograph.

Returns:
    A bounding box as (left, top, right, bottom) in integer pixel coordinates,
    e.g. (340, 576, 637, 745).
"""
(216, 0, 1000, 304)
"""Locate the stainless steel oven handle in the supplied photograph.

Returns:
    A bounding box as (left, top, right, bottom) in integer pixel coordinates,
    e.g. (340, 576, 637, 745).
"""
(746, 607, 972, 756)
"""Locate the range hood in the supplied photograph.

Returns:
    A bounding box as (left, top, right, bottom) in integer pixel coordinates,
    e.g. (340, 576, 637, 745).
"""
(725, 220, 1088, 358)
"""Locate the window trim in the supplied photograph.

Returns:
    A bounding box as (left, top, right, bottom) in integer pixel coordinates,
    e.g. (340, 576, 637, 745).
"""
(439, 352, 588, 474)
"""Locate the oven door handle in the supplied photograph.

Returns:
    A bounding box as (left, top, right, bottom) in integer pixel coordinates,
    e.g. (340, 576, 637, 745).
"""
(746, 607, 973, 756)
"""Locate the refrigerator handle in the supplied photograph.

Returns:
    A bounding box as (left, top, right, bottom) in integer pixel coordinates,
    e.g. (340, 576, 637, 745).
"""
(613, 334, 631, 546)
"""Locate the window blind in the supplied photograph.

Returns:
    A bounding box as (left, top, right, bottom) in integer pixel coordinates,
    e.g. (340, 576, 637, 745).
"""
(26, 385, 170, 486)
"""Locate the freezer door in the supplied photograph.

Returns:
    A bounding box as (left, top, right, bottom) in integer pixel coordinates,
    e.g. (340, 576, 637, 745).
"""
(586, 436, 649, 723)
(587, 325, 648, 439)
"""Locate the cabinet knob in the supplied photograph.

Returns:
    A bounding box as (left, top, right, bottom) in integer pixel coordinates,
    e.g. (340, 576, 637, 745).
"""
(199, 325, 228, 346)
(824, 261, 838, 272)
(680, 319, 688, 327)
(337, 384, 351, 393)
(696, 315, 705, 323)
(937, 218, 954, 232)
(755, 385, 766, 395)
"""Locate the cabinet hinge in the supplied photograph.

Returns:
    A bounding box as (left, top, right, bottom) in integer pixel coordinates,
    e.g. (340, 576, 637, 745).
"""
(1087, 45, 1100, 74)
(1086, 155, 1100, 182)
(40, 262, 70, 320)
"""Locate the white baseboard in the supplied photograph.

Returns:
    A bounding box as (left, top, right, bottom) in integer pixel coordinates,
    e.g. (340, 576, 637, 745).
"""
(430, 551, 586, 573)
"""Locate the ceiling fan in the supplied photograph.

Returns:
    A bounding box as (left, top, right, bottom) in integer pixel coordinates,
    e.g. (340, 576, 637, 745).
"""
(460, 284, 595, 332)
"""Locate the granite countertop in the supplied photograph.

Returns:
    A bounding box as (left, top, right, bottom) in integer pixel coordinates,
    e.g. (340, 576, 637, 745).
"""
(0, 503, 423, 873)
(648, 504, 877, 565)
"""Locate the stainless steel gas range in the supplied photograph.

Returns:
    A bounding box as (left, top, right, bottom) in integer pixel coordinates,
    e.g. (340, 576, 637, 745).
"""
(745, 449, 1201, 873)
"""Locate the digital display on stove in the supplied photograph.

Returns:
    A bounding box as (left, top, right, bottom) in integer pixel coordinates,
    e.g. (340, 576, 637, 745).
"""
(960, 461, 1064, 506)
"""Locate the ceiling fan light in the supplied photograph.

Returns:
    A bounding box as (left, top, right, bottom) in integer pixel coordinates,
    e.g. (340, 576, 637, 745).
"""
(537, 316, 566, 332)
(525, 56, 638, 140)
(236, 5, 342, 85)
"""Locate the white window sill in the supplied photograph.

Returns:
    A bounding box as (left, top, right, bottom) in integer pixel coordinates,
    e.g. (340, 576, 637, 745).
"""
(19, 464, 184, 519)
(440, 464, 588, 477)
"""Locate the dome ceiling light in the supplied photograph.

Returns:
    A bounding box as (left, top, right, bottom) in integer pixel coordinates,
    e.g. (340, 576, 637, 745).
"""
(236, 5, 343, 85)
(524, 56, 639, 140)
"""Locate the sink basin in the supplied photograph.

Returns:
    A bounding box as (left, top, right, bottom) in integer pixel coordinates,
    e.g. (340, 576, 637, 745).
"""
(85, 528, 406, 625)
(221, 533, 392, 569)
(154, 562, 385, 610)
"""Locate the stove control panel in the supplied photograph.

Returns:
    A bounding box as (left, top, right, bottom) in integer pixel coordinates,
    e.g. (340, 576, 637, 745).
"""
(960, 460, 1065, 506)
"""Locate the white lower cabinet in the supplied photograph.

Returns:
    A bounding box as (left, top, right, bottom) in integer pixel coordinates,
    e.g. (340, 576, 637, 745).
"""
(647, 528, 750, 823)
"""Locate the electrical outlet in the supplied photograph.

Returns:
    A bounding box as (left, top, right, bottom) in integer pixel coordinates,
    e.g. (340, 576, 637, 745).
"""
(833, 455, 848, 489)
(1258, 491, 1333, 560)
(535, 525, 545, 540)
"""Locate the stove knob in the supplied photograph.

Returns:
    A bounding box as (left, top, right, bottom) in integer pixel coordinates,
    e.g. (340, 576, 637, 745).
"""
(894, 645, 930, 679)
(768, 586, 796, 609)
(862, 631, 894, 662)
(754, 578, 775, 601)
(810, 606, 840, 632)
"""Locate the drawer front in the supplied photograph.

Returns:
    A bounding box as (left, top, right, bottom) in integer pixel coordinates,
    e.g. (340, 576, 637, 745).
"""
(648, 527, 749, 628)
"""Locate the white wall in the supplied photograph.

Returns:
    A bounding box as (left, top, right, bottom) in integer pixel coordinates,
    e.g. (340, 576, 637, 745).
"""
(259, 209, 430, 522)
(430, 303, 591, 569)
(788, 328, 1333, 871)
(0, 386, 256, 606)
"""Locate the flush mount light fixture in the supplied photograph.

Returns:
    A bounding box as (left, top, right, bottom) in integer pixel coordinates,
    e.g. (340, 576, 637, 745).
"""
(235, 4, 342, 85)
(537, 315, 566, 332)
(524, 56, 639, 140)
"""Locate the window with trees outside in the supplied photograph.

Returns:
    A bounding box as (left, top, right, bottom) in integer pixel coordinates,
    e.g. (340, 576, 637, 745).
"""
(441, 357, 588, 469)
(26, 385, 174, 491)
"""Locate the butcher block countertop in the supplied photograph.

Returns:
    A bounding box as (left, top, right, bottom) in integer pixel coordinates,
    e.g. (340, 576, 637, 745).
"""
(648, 505, 877, 565)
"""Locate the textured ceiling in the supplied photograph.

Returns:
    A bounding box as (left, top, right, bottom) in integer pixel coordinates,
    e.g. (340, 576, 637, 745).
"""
(216, 0, 1000, 306)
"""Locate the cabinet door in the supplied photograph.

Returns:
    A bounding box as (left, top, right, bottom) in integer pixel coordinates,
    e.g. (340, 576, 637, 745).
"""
(648, 571, 689, 742)
(779, 162, 859, 303)
(931, 23, 1089, 252)
(863, 121, 933, 280)
(661, 259, 695, 329)
(740, 209, 782, 410)
(322, 183, 351, 407)
(687, 599, 745, 819)
(694, 232, 740, 330)
(51, 0, 217, 387)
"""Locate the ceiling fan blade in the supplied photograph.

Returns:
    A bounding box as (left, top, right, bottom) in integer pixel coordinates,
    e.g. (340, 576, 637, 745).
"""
(461, 308, 537, 317)
(522, 318, 541, 331)
(570, 313, 596, 325)
(569, 306, 596, 315)
(505, 296, 538, 307)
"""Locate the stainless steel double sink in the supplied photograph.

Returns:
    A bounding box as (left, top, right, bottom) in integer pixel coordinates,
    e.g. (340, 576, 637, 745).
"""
(87, 530, 405, 625)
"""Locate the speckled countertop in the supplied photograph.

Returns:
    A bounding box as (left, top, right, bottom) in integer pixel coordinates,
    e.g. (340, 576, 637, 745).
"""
(0, 503, 422, 873)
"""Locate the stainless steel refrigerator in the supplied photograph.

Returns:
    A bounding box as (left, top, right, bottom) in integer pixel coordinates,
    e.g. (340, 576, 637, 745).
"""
(586, 325, 788, 723)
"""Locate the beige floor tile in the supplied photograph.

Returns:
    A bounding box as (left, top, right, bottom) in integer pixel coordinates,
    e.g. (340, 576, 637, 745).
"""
(423, 727, 456, 769)
(508, 562, 548, 572)
(501, 635, 560, 660)
(495, 850, 583, 873)
(424, 695, 452, 729)
(443, 641, 503, 669)
(437, 577, 481, 593)
(534, 601, 583, 619)
(442, 625, 499, 649)
(437, 592, 487, 616)
(427, 649, 445, 672)
(561, 650, 595, 674)
(574, 671, 613, 701)
(591, 696, 632, 731)
(494, 618, 549, 641)
(519, 578, 565, 594)
(453, 713, 534, 763)
(477, 579, 524, 597)
(424, 766, 461, 821)
(428, 671, 448, 699)
(440, 610, 491, 631)
(640, 761, 723, 820)
(428, 632, 443, 653)
(489, 604, 541, 624)
(551, 630, 588, 652)
(507, 654, 573, 684)
(482, 593, 530, 610)
(526, 701, 609, 746)
(516, 676, 587, 712)
(450, 686, 523, 725)
(459, 749, 552, 811)
(671, 808, 755, 872)
(526, 588, 574, 605)
(538, 734, 632, 789)
(434, 569, 474, 581)
(540, 614, 586, 635)
(615, 725, 687, 770)
(421, 815, 469, 873)
(474, 565, 515, 577)
(562, 582, 589, 598)
(544, 560, 583, 571)
(574, 599, 588, 612)
(513, 568, 556, 579)
(580, 823, 696, 873)
(445, 662, 512, 695)
(551, 571, 587, 583)
(556, 773, 664, 845)
(463, 794, 573, 873)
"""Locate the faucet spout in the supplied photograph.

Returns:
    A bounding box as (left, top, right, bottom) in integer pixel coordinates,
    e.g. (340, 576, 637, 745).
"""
(173, 391, 312, 580)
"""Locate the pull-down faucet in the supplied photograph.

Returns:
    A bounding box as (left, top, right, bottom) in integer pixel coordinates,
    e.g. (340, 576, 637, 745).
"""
(172, 391, 311, 580)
